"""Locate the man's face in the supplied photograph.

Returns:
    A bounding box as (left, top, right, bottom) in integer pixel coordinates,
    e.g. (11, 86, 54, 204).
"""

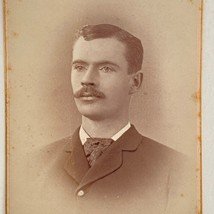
(71, 37, 134, 121)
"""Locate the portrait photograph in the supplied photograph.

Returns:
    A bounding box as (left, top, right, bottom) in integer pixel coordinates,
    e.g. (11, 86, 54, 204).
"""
(4, 0, 202, 213)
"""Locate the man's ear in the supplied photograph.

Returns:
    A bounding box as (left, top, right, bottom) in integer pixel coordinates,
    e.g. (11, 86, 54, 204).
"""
(129, 71, 143, 94)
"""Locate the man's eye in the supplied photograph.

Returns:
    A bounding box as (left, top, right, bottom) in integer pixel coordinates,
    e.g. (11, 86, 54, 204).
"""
(99, 66, 114, 73)
(73, 65, 86, 72)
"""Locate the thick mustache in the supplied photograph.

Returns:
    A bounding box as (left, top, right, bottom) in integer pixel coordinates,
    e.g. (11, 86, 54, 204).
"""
(74, 86, 105, 98)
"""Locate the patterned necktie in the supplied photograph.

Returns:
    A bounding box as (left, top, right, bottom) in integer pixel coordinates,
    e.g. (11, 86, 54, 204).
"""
(83, 138, 114, 167)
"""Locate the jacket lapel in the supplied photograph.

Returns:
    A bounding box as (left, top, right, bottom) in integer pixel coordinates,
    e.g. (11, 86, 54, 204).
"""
(63, 127, 90, 184)
(76, 125, 143, 192)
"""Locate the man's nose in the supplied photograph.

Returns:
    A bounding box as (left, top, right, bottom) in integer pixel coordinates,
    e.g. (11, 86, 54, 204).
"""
(81, 67, 97, 86)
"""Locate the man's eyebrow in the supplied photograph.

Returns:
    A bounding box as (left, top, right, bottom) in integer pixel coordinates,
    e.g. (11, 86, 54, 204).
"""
(96, 61, 120, 69)
(72, 60, 88, 65)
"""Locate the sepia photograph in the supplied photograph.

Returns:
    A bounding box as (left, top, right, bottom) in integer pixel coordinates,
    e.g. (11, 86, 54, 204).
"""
(4, 0, 202, 213)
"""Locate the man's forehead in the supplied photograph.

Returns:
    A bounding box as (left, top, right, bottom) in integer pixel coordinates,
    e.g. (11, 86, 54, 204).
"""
(72, 37, 127, 63)
(73, 37, 126, 53)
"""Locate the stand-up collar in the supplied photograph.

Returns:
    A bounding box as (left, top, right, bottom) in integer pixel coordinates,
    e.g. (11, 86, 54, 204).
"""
(79, 122, 131, 145)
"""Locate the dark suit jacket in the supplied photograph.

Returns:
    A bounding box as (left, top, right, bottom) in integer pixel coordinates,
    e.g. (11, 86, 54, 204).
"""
(27, 125, 196, 214)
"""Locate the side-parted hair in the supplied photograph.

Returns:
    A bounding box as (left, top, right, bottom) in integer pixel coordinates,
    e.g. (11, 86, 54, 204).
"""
(75, 24, 144, 74)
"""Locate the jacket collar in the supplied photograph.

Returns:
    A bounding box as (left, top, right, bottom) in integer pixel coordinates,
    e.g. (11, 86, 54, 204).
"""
(64, 125, 142, 192)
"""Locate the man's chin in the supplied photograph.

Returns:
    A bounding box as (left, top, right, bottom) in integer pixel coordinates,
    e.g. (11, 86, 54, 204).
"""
(78, 110, 106, 121)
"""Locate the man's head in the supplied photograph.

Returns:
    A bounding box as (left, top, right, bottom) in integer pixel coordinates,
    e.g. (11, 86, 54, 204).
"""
(75, 24, 143, 74)
(71, 24, 144, 121)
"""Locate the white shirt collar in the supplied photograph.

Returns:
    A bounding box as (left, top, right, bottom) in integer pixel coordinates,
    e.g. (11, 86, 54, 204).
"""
(79, 122, 131, 145)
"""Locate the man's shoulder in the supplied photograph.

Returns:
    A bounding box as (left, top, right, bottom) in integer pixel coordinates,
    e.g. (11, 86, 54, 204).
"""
(31, 136, 73, 173)
(137, 132, 188, 160)
(132, 132, 193, 175)
(42, 136, 72, 155)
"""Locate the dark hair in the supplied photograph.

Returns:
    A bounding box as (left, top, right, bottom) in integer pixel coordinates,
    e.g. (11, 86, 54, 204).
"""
(75, 24, 143, 73)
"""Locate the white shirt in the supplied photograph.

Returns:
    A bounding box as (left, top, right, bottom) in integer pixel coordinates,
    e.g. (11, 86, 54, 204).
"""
(79, 122, 131, 145)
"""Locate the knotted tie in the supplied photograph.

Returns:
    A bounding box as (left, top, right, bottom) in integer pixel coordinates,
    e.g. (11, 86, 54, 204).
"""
(83, 138, 114, 167)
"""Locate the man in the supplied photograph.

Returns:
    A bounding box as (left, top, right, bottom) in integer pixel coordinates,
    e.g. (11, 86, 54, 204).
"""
(31, 24, 196, 214)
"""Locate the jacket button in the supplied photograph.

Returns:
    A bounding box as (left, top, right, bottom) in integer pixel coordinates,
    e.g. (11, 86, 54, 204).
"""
(77, 190, 85, 197)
